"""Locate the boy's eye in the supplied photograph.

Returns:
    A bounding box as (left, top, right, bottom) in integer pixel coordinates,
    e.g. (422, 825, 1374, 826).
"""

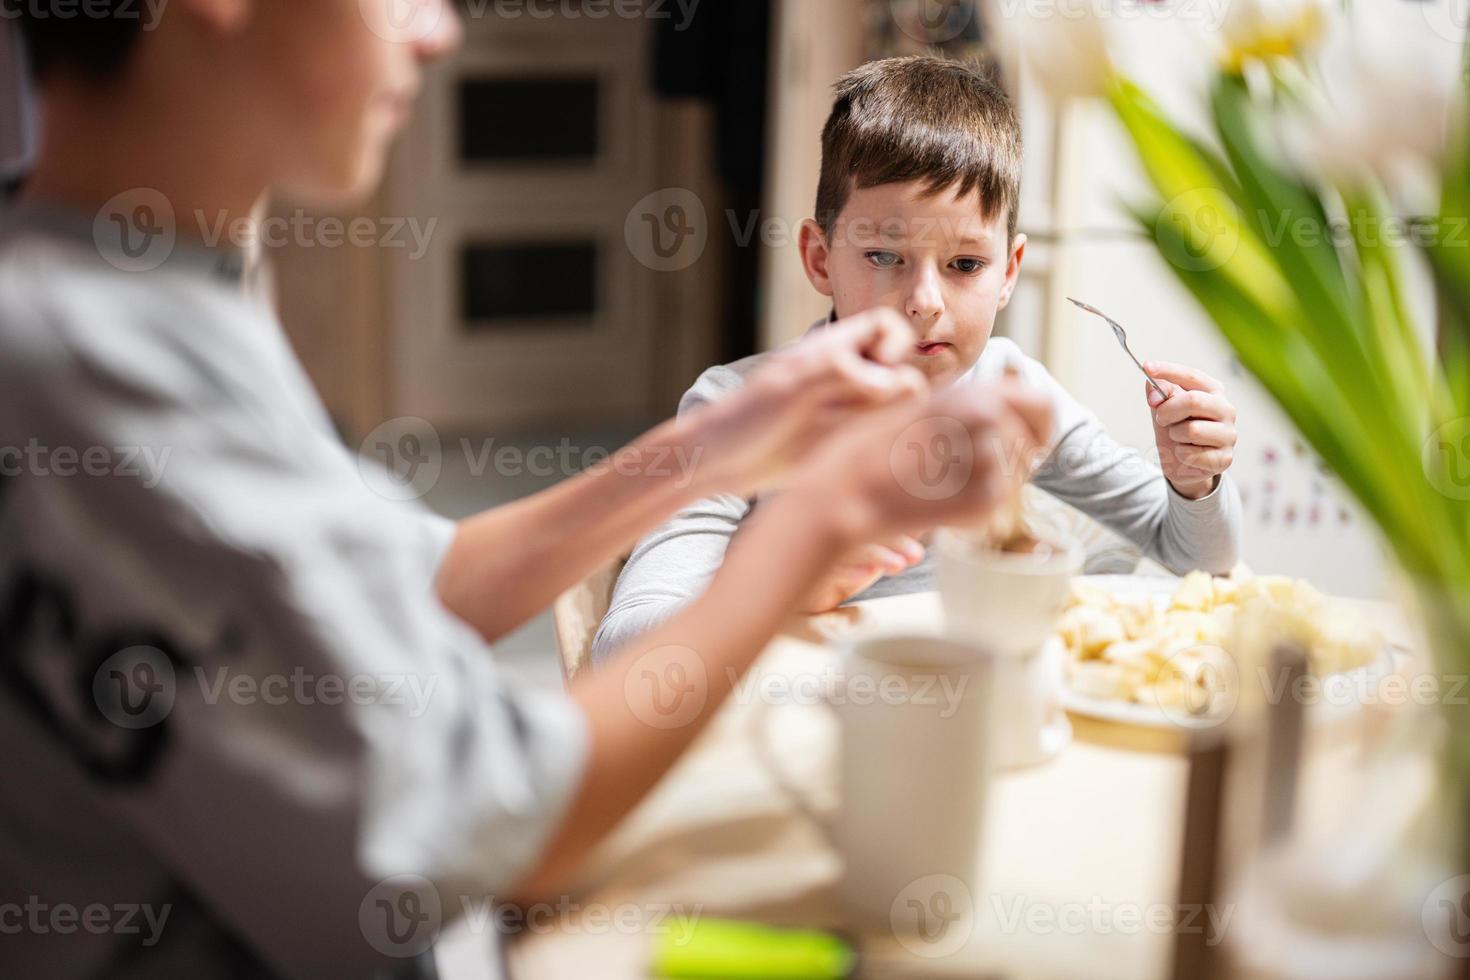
(951, 257, 987, 274)
(865, 250, 901, 269)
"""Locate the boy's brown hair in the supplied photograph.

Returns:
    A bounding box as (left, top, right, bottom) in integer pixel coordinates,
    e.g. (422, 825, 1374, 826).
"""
(816, 56, 1022, 242)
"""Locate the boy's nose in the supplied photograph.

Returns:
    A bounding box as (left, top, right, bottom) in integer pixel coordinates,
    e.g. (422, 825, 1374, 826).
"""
(415, 0, 465, 61)
(905, 267, 944, 327)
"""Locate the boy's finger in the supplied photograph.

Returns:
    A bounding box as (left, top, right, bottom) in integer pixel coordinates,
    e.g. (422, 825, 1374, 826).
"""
(1143, 361, 1225, 395)
(1172, 444, 1232, 472)
(829, 307, 915, 366)
(1146, 377, 1181, 410)
(1154, 389, 1233, 428)
(1167, 419, 1236, 448)
(996, 379, 1055, 450)
(884, 533, 926, 565)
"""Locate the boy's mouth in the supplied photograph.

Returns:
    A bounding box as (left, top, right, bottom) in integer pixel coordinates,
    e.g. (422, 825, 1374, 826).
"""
(914, 341, 953, 357)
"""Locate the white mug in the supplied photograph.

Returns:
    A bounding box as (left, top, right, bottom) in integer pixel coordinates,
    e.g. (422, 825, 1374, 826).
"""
(936, 527, 1080, 769)
(753, 634, 996, 944)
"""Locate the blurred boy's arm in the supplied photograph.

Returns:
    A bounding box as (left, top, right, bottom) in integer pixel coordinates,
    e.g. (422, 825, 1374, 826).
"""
(510, 379, 1054, 901)
(435, 310, 926, 644)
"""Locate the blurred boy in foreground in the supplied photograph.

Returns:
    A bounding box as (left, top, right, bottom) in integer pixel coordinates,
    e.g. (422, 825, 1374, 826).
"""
(0, 3, 1049, 977)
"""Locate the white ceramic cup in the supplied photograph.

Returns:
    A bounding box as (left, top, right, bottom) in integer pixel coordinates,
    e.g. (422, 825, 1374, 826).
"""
(753, 634, 996, 942)
(936, 527, 1081, 769)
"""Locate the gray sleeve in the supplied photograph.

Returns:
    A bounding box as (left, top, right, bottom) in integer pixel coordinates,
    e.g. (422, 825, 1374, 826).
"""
(1034, 413, 1244, 576)
(592, 363, 754, 664)
(984, 339, 1243, 575)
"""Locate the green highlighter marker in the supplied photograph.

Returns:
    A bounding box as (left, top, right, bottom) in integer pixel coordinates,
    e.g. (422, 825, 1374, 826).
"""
(652, 918, 857, 980)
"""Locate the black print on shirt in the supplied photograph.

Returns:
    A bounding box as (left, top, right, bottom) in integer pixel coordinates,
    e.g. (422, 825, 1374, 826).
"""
(0, 569, 189, 786)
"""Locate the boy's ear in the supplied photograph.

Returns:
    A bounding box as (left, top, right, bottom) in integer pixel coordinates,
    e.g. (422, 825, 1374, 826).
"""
(176, 0, 253, 32)
(997, 232, 1026, 311)
(798, 219, 836, 299)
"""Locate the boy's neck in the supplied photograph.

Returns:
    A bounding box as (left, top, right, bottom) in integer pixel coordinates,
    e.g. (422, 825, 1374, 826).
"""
(20, 76, 268, 244)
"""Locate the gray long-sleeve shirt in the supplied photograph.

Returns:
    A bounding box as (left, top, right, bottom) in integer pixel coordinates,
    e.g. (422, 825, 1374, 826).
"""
(592, 331, 1242, 664)
(0, 203, 587, 979)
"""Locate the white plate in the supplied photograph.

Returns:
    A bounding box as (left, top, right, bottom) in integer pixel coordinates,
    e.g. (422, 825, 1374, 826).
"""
(1058, 575, 1398, 730)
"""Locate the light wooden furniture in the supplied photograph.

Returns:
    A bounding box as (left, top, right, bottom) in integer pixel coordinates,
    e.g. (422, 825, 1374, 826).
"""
(551, 556, 626, 683)
(477, 590, 1421, 980)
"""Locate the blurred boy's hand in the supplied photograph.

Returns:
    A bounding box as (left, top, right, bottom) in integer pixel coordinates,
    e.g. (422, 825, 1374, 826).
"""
(1144, 362, 1238, 500)
(785, 378, 1054, 547)
(798, 534, 925, 614)
(692, 308, 927, 495)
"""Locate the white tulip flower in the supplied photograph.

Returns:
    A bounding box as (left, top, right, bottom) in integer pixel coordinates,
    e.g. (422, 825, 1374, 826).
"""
(1218, 0, 1332, 72)
(1290, 1, 1465, 185)
(987, 0, 1120, 100)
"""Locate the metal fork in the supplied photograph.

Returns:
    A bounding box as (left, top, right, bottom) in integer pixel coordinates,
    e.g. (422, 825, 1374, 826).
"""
(1067, 297, 1168, 400)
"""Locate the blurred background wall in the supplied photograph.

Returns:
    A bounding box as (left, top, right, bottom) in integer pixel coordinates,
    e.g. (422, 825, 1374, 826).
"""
(271, 0, 1416, 601)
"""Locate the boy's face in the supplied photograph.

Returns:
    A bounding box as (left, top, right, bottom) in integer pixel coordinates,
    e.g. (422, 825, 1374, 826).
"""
(799, 181, 1025, 390)
(236, 0, 462, 201)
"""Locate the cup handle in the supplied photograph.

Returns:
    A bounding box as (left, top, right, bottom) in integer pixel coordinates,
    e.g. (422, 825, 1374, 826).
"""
(747, 675, 840, 852)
